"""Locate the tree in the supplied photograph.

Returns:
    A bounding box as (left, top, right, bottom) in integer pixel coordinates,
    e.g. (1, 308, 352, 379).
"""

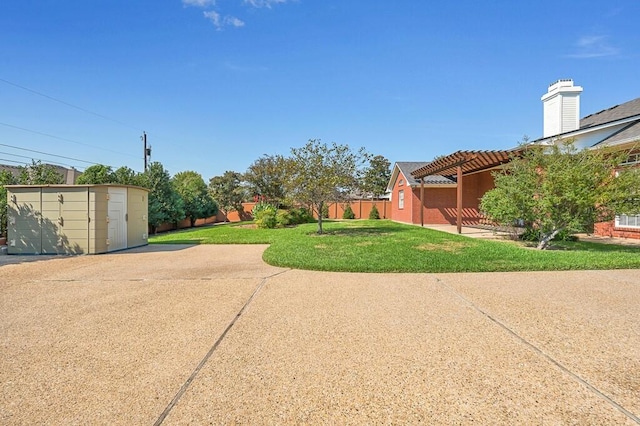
(172, 171, 218, 227)
(18, 160, 64, 184)
(284, 139, 368, 234)
(361, 154, 391, 199)
(0, 170, 17, 237)
(76, 164, 115, 184)
(145, 162, 185, 233)
(112, 166, 145, 186)
(481, 140, 640, 249)
(208, 171, 245, 221)
(244, 154, 288, 206)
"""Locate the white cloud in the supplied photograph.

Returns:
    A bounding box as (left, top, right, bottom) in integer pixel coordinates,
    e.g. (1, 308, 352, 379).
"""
(567, 35, 620, 59)
(182, 0, 215, 7)
(203, 10, 221, 28)
(203, 11, 245, 30)
(183, 0, 288, 30)
(224, 16, 246, 28)
(244, 0, 287, 8)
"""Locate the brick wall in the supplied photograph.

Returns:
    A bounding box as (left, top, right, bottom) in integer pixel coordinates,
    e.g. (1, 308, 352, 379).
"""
(594, 221, 640, 239)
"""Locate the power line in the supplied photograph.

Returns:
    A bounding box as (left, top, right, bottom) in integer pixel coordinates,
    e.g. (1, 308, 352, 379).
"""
(0, 158, 83, 171)
(0, 158, 29, 165)
(0, 143, 105, 166)
(0, 121, 139, 159)
(0, 151, 85, 170)
(0, 77, 142, 132)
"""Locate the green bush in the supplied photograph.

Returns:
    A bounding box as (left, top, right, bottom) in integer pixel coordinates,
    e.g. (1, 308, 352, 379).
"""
(289, 207, 314, 225)
(252, 201, 276, 216)
(253, 202, 277, 229)
(342, 204, 355, 219)
(369, 204, 380, 219)
(276, 209, 292, 227)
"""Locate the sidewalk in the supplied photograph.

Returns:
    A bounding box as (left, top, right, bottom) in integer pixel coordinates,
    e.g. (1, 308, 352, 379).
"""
(424, 224, 640, 246)
(422, 224, 516, 240)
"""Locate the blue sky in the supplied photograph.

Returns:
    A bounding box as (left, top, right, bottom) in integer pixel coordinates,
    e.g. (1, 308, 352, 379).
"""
(1, 0, 639, 180)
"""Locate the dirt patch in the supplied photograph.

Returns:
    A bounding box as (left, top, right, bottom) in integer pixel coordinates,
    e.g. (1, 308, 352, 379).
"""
(355, 241, 374, 247)
(416, 241, 469, 252)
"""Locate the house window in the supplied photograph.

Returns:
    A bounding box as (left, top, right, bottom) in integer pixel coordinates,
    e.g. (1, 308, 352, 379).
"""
(398, 190, 404, 209)
(616, 214, 640, 228)
(399, 179, 404, 187)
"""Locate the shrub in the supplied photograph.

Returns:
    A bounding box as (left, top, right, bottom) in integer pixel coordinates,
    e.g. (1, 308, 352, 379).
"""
(252, 201, 276, 216)
(253, 202, 277, 229)
(289, 207, 314, 225)
(369, 204, 380, 219)
(342, 204, 355, 219)
(276, 209, 292, 227)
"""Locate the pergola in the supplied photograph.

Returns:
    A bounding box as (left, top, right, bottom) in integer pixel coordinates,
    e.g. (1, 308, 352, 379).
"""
(411, 149, 521, 233)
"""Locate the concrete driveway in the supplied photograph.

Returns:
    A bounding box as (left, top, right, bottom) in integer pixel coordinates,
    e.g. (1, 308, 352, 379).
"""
(1, 245, 638, 425)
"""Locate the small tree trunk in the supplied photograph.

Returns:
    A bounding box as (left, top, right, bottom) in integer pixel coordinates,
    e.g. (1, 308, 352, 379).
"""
(317, 201, 324, 235)
(537, 228, 561, 250)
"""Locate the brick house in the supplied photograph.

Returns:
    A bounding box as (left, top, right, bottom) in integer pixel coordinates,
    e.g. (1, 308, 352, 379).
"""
(533, 80, 640, 239)
(386, 162, 456, 226)
(389, 80, 640, 239)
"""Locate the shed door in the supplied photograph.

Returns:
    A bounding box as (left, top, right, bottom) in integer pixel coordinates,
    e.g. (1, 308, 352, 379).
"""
(107, 188, 127, 252)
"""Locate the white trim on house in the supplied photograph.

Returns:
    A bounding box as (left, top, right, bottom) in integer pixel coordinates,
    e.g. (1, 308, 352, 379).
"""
(615, 214, 640, 229)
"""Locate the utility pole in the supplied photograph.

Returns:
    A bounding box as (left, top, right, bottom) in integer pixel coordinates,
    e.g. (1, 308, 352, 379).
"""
(142, 131, 151, 171)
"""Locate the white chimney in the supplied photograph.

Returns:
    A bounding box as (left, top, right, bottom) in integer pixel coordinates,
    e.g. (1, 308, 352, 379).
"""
(541, 79, 583, 137)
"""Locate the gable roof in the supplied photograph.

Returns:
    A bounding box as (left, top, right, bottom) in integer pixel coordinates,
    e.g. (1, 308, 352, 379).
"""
(580, 97, 640, 129)
(387, 162, 455, 192)
(395, 162, 429, 186)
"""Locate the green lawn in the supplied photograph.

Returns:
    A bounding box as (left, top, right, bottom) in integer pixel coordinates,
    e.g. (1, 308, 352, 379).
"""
(149, 220, 640, 273)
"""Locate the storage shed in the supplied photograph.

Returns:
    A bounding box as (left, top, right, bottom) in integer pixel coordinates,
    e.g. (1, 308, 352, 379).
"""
(6, 185, 149, 255)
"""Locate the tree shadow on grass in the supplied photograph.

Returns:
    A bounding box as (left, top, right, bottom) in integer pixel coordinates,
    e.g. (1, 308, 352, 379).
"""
(551, 240, 640, 253)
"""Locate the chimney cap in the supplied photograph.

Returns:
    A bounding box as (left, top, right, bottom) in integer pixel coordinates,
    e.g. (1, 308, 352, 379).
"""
(549, 78, 574, 88)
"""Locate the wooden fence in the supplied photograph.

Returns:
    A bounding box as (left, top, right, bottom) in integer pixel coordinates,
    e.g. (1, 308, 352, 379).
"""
(154, 200, 391, 233)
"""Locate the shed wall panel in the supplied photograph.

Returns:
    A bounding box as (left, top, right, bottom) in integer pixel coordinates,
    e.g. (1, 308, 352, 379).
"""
(127, 187, 148, 248)
(41, 188, 89, 254)
(7, 189, 42, 254)
(89, 187, 109, 254)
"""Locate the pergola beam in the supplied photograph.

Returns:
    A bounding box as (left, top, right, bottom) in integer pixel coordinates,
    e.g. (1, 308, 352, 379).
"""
(410, 149, 521, 234)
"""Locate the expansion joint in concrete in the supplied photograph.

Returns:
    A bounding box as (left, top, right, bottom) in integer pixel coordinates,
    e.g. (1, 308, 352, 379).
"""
(153, 269, 291, 425)
(434, 277, 640, 425)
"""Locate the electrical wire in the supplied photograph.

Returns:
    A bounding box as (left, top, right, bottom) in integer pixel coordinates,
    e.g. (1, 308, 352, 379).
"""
(0, 77, 142, 132)
(0, 77, 153, 172)
(0, 143, 105, 166)
(0, 121, 139, 159)
(0, 151, 86, 170)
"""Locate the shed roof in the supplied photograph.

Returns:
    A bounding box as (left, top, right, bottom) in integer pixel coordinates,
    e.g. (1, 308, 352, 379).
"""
(411, 149, 520, 178)
(5, 184, 149, 192)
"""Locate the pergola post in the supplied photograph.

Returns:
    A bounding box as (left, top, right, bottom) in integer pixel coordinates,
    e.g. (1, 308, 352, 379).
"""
(456, 165, 462, 234)
(420, 178, 424, 227)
